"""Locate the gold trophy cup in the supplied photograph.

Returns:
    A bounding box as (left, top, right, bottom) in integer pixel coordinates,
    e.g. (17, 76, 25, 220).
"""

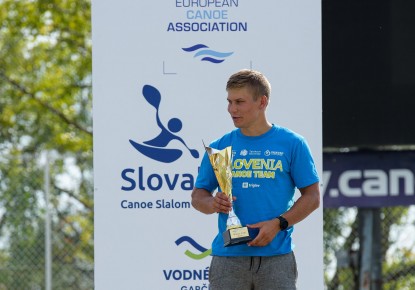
(204, 145, 256, 246)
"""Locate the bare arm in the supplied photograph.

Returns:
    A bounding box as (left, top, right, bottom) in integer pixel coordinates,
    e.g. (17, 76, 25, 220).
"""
(191, 187, 233, 214)
(247, 181, 320, 247)
(282, 181, 321, 226)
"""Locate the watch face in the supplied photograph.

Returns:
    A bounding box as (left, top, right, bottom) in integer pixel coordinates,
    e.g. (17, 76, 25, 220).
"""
(281, 221, 288, 229)
(278, 217, 288, 230)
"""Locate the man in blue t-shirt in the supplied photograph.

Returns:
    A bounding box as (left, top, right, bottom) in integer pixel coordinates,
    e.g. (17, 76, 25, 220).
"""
(191, 69, 320, 290)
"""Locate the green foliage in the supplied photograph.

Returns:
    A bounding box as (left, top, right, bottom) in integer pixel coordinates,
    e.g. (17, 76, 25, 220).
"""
(0, 0, 92, 288)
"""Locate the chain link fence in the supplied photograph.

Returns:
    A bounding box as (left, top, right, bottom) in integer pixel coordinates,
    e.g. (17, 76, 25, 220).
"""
(0, 207, 94, 290)
(0, 155, 93, 290)
(324, 206, 415, 290)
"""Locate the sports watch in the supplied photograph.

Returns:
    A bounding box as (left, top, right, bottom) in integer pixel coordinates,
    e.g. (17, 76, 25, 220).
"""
(277, 216, 289, 230)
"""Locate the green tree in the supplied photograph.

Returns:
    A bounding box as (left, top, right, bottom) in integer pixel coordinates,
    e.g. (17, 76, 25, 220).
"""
(0, 0, 92, 288)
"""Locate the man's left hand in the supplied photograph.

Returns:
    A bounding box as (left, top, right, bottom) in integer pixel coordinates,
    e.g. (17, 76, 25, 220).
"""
(246, 218, 280, 247)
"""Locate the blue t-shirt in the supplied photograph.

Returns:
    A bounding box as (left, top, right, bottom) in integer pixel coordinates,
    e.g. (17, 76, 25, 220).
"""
(195, 124, 319, 256)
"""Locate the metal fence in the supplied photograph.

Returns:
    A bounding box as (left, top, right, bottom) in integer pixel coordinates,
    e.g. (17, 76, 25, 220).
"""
(324, 206, 415, 290)
(0, 157, 94, 290)
(0, 233, 93, 290)
(0, 210, 94, 290)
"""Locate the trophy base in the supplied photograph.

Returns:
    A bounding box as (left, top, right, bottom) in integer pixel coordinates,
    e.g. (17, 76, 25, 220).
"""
(223, 227, 259, 247)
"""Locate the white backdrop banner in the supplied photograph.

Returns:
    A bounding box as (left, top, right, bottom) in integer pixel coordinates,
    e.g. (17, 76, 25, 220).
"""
(93, 1, 323, 289)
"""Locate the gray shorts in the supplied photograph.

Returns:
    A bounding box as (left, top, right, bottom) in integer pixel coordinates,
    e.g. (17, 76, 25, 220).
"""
(209, 252, 298, 290)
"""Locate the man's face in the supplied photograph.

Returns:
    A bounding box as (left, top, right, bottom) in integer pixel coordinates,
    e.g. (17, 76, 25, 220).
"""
(227, 87, 263, 130)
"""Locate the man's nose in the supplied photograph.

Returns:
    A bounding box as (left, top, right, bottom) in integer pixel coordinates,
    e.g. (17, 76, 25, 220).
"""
(228, 104, 236, 113)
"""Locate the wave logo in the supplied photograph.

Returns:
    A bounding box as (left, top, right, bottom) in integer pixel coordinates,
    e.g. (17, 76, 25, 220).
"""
(175, 236, 212, 260)
(182, 44, 234, 64)
(129, 85, 200, 163)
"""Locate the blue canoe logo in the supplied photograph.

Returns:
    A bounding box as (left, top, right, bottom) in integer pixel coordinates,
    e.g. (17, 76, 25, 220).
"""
(129, 85, 200, 163)
(182, 44, 234, 63)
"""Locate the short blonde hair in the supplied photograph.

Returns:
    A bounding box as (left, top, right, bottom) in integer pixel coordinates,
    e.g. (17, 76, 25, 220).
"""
(226, 69, 271, 100)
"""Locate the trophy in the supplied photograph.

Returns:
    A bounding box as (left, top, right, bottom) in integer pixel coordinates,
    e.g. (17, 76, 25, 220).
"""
(204, 145, 258, 247)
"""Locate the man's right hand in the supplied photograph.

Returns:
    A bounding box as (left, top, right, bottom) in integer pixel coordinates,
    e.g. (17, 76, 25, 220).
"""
(191, 187, 235, 215)
(212, 191, 235, 214)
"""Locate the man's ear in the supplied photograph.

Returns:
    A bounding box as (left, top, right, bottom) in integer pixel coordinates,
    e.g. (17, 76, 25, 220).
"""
(260, 95, 268, 109)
